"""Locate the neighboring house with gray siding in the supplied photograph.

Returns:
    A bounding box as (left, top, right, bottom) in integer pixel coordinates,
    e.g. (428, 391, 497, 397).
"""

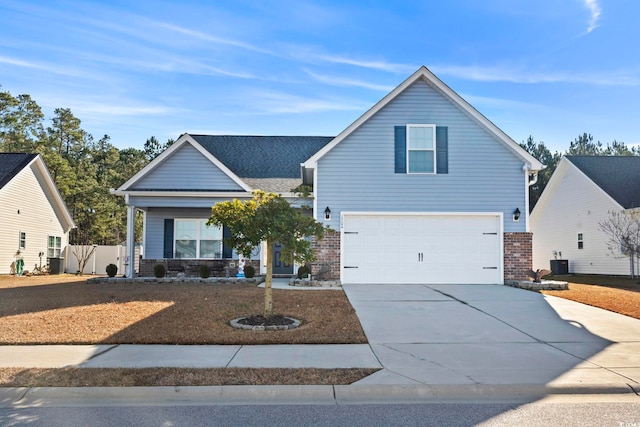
(531, 156, 640, 276)
(0, 153, 75, 275)
(114, 66, 543, 283)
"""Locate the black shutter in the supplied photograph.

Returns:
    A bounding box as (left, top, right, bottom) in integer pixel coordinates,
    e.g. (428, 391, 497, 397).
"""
(436, 126, 448, 174)
(222, 225, 233, 259)
(163, 219, 174, 258)
(394, 126, 406, 173)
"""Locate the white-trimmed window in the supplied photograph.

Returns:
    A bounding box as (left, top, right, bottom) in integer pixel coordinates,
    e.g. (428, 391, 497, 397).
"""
(19, 232, 26, 249)
(175, 219, 222, 259)
(48, 236, 61, 257)
(407, 124, 436, 174)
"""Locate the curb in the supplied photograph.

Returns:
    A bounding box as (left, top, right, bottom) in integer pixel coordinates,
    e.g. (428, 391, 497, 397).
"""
(1, 383, 637, 407)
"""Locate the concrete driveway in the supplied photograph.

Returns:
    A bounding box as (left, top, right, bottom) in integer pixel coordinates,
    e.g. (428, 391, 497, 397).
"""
(343, 283, 640, 388)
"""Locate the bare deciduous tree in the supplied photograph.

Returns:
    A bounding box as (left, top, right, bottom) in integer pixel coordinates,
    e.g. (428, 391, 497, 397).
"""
(72, 244, 97, 276)
(598, 210, 640, 278)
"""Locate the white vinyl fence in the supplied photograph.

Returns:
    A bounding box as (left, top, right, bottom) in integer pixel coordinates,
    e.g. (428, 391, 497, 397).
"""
(65, 245, 141, 276)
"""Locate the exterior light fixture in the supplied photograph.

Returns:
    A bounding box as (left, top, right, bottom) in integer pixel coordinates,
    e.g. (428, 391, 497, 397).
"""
(324, 206, 331, 220)
(513, 208, 521, 222)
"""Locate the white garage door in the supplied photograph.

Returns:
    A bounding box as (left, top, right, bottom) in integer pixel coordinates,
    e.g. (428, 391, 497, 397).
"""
(342, 213, 502, 284)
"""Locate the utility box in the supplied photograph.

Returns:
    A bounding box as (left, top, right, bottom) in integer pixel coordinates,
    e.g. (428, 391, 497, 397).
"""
(550, 259, 569, 275)
(48, 257, 65, 275)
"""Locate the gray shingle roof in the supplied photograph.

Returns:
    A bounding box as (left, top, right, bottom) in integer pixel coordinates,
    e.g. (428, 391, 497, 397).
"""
(189, 135, 334, 179)
(0, 153, 37, 189)
(567, 156, 640, 209)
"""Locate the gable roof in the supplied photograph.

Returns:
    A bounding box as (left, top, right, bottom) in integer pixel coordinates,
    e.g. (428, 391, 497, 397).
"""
(302, 66, 544, 171)
(0, 153, 38, 189)
(567, 156, 640, 209)
(0, 152, 75, 231)
(116, 134, 334, 194)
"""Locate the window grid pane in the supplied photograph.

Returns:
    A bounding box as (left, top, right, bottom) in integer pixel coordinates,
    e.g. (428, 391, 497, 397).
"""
(408, 127, 434, 149)
(408, 151, 435, 173)
(175, 220, 223, 259)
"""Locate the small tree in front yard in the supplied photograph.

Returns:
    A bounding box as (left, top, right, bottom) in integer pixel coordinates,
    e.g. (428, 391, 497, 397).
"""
(207, 191, 326, 317)
(598, 210, 640, 278)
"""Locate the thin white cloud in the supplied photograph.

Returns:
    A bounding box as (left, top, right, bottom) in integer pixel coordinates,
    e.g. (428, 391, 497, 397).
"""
(35, 95, 175, 118)
(317, 55, 416, 74)
(431, 64, 640, 86)
(0, 55, 91, 79)
(303, 69, 394, 91)
(242, 90, 370, 114)
(584, 0, 602, 33)
(145, 21, 274, 56)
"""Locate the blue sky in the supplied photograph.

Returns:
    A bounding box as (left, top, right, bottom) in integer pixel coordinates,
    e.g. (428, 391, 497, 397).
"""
(1, 0, 638, 152)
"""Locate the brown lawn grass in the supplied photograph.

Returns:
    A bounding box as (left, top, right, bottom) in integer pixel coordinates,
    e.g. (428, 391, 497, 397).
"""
(542, 274, 640, 320)
(0, 275, 367, 345)
(0, 274, 373, 386)
(0, 368, 378, 387)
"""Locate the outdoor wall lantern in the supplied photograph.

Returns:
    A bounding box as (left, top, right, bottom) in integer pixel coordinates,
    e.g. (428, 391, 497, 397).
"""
(513, 208, 521, 222)
(324, 206, 331, 220)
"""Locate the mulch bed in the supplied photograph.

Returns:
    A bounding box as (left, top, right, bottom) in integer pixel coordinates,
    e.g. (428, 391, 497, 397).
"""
(237, 315, 295, 327)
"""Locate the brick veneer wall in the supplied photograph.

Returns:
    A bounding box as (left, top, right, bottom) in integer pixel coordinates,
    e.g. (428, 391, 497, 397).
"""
(139, 259, 260, 278)
(311, 229, 340, 280)
(504, 232, 533, 281)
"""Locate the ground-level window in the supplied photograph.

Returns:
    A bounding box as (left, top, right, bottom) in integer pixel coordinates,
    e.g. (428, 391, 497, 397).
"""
(175, 219, 222, 259)
(19, 232, 26, 249)
(48, 236, 61, 257)
(577, 233, 584, 250)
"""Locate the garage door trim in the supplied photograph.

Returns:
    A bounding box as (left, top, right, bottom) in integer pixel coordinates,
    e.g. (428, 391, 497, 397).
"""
(340, 211, 504, 284)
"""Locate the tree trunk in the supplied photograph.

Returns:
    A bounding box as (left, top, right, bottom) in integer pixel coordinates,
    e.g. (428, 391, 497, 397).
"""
(264, 240, 273, 318)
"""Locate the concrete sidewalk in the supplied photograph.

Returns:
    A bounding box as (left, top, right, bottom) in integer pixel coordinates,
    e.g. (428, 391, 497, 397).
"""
(0, 344, 380, 369)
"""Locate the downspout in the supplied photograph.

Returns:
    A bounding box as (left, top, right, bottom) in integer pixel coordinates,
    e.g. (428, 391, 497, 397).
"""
(522, 165, 538, 232)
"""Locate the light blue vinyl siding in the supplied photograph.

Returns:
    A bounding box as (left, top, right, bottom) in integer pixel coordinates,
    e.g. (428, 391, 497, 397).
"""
(132, 143, 244, 191)
(316, 79, 527, 233)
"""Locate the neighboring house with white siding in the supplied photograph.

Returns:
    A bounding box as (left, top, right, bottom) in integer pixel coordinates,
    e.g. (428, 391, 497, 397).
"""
(531, 156, 640, 276)
(0, 153, 75, 275)
(114, 66, 543, 283)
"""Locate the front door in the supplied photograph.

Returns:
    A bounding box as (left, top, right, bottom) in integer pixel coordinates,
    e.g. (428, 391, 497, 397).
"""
(272, 242, 294, 275)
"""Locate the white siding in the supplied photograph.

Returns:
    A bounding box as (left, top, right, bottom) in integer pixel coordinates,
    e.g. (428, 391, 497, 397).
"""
(531, 159, 630, 275)
(316, 79, 528, 234)
(132, 143, 244, 191)
(0, 164, 69, 275)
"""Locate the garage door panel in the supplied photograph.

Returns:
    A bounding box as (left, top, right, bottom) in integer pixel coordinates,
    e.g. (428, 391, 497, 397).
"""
(342, 214, 502, 285)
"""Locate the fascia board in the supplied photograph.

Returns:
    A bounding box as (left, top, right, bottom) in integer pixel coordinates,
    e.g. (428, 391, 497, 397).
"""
(531, 157, 624, 224)
(31, 155, 76, 230)
(117, 134, 191, 191)
(566, 157, 626, 210)
(303, 66, 543, 171)
(183, 134, 253, 192)
(116, 134, 252, 193)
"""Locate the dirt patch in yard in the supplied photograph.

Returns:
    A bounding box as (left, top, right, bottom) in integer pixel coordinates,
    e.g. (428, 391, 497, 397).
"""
(541, 275, 640, 320)
(0, 275, 367, 345)
(0, 367, 378, 387)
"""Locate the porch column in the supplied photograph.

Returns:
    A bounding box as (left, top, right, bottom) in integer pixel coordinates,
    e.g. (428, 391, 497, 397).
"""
(125, 202, 136, 278)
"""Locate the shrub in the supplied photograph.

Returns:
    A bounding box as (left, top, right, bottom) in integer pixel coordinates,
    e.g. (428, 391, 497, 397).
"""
(153, 264, 166, 278)
(199, 264, 211, 278)
(297, 265, 311, 279)
(105, 264, 118, 278)
(244, 265, 255, 278)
